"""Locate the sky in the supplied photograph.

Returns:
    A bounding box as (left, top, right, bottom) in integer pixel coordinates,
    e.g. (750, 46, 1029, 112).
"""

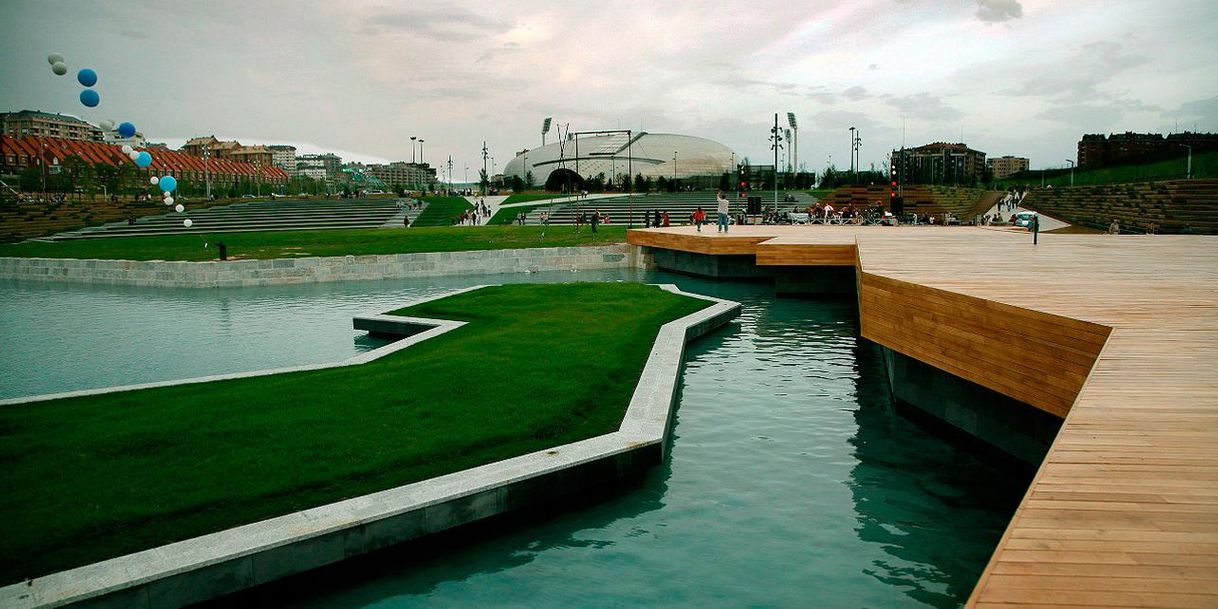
(3, 0, 1217, 176)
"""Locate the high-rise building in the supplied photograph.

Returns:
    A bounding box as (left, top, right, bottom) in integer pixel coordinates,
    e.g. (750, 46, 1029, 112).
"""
(891, 142, 987, 184)
(0, 110, 103, 142)
(362, 161, 436, 188)
(268, 145, 297, 174)
(986, 155, 1030, 179)
(297, 153, 343, 180)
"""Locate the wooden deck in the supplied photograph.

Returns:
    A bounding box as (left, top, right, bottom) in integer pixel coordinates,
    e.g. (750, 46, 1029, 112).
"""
(629, 225, 1218, 608)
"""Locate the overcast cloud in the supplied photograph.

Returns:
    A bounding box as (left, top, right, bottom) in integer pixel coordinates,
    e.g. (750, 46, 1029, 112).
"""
(2, 0, 1216, 174)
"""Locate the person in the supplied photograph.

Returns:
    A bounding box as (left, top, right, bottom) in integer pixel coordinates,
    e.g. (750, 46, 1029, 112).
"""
(644, 210, 651, 228)
(693, 206, 706, 232)
(575, 210, 585, 233)
(716, 190, 730, 233)
(403, 213, 410, 228)
(1108, 218, 1120, 234)
(591, 210, 600, 233)
(661, 211, 670, 227)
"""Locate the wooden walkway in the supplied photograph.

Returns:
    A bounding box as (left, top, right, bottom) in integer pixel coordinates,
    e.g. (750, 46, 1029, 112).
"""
(629, 226, 1218, 608)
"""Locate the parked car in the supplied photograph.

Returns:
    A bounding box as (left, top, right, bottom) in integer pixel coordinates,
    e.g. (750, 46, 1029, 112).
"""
(1010, 211, 1038, 228)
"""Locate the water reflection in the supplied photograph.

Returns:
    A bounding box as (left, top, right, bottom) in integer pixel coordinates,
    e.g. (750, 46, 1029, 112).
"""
(848, 340, 1030, 607)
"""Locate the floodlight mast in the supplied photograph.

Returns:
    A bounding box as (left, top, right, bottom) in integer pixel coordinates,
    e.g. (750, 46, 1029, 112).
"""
(542, 117, 552, 146)
(787, 112, 798, 179)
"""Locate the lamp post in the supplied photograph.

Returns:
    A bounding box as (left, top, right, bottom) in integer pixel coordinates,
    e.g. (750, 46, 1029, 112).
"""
(203, 145, 211, 200)
(848, 127, 855, 182)
(672, 151, 677, 184)
(1066, 159, 1075, 187)
(787, 112, 798, 182)
(419, 139, 425, 165)
(481, 141, 489, 195)
(410, 136, 417, 163)
(771, 114, 783, 211)
(1180, 144, 1193, 179)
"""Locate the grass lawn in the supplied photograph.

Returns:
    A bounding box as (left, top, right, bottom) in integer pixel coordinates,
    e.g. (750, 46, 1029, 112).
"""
(0, 225, 630, 261)
(502, 193, 566, 205)
(0, 282, 709, 584)
(993, 150, 1218, 188)
(411, 196, 474, 227)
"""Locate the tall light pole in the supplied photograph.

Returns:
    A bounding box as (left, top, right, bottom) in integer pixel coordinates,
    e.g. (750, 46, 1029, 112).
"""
(787, 112, 798, 182)
(853, 130, 863, 183)
(1066, 159, 1075, 187)
(542, 117, 552, 146)
(771, 113, 783, 210)
(203, 145, 211, 200)
(1180, 144, 1193, 179)
(419, 139, 425, 165)
(410, 136, 417, 163)
(848, 127, 855, 182)
(672, 151, 678, 183)
(481, 141, 489, 195)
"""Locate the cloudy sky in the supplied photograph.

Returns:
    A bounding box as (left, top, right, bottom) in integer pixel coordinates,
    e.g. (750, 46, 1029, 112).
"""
(3, 0, 1216, 176)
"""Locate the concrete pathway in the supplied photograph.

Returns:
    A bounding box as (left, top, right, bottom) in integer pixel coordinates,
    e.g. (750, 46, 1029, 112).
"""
(979, 198, 1071, 231)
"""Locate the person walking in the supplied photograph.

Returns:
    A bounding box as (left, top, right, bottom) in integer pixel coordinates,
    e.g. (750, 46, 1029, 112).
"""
(591, 210, 600, 233)
(716, 190, 731, 233)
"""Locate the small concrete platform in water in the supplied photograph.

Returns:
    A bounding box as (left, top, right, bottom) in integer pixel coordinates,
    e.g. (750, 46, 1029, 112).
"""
(629, 225, 1218, 609)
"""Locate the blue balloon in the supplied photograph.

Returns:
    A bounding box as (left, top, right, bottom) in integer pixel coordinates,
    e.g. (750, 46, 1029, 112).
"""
(77, 68, 98, 87)
(117, 122, 136, 138)
(159, 176, 177, 192)
(80, 89, 100, 107)
(135, 151, 153, 168)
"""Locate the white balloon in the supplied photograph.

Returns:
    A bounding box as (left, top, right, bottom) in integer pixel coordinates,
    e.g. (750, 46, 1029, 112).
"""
(183, 219, 193, 228)
(48, 53, 64, 65)
(149, 176, 159, 185)
(163, 190, 172, 198)
(174, 204, 184, 213)
(51, 62, 67, 76)
(128, 151, 140, 161)
(99, 120, 115, 131)
(165, 196, 175, 206)
(121, 145, 133, 155)
(164, 199, 173, 206)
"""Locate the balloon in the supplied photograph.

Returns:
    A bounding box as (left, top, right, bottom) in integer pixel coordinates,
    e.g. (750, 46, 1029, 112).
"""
(149, 176, 159, 185)
(163, 190, 172, 198)
(79, 89, 99, 107)
(117, 122, 136, 138)
(77, 69, 98, 87)
(159, 176, 177, 192)
(51, 62, 67, 76)
(166, 196, 175, 206)
(174, 204, 184, 213)
(47, 53, 64, 65)
(121, 144, 133, 154)
(183, 219, 193, 228)
(135, 151, 152, 168)
(99, 119, 114, 131)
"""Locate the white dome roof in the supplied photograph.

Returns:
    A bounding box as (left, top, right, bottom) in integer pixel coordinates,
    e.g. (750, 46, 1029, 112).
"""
(503, 132, 733, 185)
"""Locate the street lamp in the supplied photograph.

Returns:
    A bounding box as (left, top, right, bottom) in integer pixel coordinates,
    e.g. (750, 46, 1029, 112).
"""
(410, 136, 417, 163)
(419, 139, 425, 165)
(203, 145, 211, 200)
(787, 112, 798, 179)
(848, 127, 855, 181)
(1066, 159, 1075, 187)
(672, 151, 677, 183)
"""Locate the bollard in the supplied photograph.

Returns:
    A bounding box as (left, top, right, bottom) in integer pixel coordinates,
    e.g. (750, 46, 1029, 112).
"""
(218, 242, 227, 261)
(1032, 214, 1039, 245)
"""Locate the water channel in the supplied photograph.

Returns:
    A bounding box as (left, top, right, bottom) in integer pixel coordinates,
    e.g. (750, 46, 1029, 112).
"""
(0, 269, 1030, 608)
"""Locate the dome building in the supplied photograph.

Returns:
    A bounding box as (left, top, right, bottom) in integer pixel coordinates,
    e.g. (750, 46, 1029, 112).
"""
(503, 132, 733, 190)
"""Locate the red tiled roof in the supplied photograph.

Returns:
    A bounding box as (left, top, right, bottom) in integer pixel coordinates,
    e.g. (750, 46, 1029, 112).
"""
(0, 135, 289, 180)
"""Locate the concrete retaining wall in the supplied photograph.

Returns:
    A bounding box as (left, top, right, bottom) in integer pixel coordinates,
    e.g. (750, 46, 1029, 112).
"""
(0, 245, 640, 288)
(0, 285, 741, 609)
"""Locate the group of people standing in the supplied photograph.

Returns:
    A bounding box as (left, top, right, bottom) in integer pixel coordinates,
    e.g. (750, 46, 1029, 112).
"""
(457, 198, 492, 226)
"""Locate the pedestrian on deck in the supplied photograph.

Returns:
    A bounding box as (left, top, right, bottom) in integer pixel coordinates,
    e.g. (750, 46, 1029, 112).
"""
(716, 190, 731, 233)
(662, 211, 670, 227)
(693, 206, 707, 232)
(1108, 219, 1120, 234)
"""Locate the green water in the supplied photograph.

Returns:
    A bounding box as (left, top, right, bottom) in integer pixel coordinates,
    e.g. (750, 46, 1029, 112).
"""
(1, 271, 1029, 607)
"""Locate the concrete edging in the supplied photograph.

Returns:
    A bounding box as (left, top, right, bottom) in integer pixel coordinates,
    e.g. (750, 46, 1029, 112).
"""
(0, 284, 741, 609)
(0, 245, 640, 288)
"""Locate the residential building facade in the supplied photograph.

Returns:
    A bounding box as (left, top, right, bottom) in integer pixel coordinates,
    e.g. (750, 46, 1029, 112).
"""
(1, 110, 103, 142)
(268, 145, 297, 174)
(986, 155, 1030, 179)
(1077, 131, 1218, 167)
(892, 142, 987, 184)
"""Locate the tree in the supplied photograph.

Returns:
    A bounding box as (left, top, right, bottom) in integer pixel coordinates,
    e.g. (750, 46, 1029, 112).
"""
(635, 173, 647, 192)
(479, 168, 489, 194)
(524, 171, 535, 190)
(621, 172, 632, 193)
(511, 175, 524, 192)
